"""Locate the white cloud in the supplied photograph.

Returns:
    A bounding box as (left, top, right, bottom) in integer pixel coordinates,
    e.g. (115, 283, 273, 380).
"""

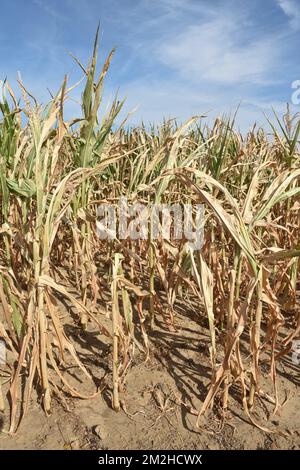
(157, 16, 279, 85)
(88, 1, 295, 132)
(33, 0, 67, 21)
(276, 0, 300, 31)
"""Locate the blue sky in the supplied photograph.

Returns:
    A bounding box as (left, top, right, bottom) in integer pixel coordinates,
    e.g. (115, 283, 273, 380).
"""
(0, 0, 300, 131)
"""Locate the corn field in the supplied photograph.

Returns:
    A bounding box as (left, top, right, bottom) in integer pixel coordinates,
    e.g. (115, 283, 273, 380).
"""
(0, 31, 299, 434)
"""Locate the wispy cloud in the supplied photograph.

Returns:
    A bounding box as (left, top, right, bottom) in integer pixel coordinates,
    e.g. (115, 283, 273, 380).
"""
(276, 0, 300, 31)
(33, 0, 67, 21)
(157, 16, 279, 85)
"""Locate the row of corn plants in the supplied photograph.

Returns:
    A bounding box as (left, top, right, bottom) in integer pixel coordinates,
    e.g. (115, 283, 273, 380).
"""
(0, 33, 299, 433)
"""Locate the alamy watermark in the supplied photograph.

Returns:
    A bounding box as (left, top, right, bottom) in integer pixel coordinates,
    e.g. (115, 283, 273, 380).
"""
(292, 340, 300, 365)
(96, 197, 204, 250)
(291, 80, 300, 105)
(0, 340, 6, 365)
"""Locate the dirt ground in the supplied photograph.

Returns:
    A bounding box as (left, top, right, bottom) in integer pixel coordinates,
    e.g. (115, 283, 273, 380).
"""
(0, 299, 299, 450)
